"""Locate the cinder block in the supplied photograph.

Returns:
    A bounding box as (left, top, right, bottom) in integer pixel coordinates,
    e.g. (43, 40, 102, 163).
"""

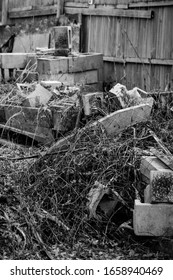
(140, 156, 169, 184)
(150, 170, 173, 203)
(39, 70, 98, 86)
(68, 53, 103, 73)
(82, 92, 104, 116)
(133, 199, 173, 236)
(52, 26, 72, 49)
(37, 57, 69, 75)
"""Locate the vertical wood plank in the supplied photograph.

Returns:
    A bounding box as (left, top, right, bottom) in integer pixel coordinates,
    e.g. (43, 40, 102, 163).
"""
(1, 0, 9, 25)
(57, 0, 65, 19)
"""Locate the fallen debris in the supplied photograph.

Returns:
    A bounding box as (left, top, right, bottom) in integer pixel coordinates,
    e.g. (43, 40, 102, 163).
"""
(109, 83, 151, 109)
(140, 156, 170, 184)
(93, 104, 152, 135)
(22, 84, 53, 107)
(87, 181, 119, 219)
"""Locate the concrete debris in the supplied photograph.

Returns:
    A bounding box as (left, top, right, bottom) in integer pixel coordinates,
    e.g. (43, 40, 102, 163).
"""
(138, 153, 173, 236)
(87, 181, 119, 219)
(140, 156, 169, 184)
(22, 84, 53, 107)
(109, 83, 153, 109)
(82, 92, 104, 116)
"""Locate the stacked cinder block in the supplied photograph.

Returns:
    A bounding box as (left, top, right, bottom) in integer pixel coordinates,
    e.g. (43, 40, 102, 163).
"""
(134, 157, 173, 236)
(37, 53, 103, 90)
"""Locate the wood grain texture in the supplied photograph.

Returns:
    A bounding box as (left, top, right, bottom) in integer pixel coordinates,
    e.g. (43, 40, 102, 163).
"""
(65, 7, 153, 19)
(1, 0, 9, 25)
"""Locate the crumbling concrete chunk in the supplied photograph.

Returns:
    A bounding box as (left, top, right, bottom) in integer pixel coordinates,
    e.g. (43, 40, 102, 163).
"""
(87, 181, 118, 219)
(109, 84, 153, 109)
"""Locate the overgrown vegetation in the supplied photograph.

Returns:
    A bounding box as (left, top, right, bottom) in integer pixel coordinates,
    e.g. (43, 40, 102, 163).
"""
(0, 83, 173, 259)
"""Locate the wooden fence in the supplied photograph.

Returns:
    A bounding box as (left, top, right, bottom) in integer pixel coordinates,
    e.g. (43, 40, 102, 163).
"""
(1, 0, 173, 91)
(64, 0, 173, 91)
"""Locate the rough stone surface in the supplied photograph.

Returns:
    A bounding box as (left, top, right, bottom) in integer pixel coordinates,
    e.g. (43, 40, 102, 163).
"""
(150, 170, 173, 203)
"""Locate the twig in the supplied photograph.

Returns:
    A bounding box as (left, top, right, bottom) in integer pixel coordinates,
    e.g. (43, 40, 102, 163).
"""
(149, 129, 172, 156)
(36, 209, 70, 231)
(111, 189, 133, 212)
(0, 147, 87, 161)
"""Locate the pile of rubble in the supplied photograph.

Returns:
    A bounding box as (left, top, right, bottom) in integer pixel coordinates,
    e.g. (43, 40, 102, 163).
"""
(1, 26, 173, 259)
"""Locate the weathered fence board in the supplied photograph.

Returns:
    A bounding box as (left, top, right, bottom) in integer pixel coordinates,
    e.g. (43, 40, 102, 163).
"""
(4, 0, 173, 91)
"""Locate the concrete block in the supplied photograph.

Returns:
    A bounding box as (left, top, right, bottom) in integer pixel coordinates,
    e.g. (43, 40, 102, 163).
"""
(54, 48, 70, 57)
(68, 53, 103, 73)
(37, 57, 69, 75)
(50, 104, 78, 134)
(140, 156, 169, 184)
(52, 26, 72, 49)
(0, 53, 36, 69)
(150, 170, 173, 203)
(22, 84, 53, 107)
(0, 104, 54, 144)
(39, 70, 98, 86)
(133, 199, 173, 236)
(40, 81, 62, 89)
(82, 92, 104, 116)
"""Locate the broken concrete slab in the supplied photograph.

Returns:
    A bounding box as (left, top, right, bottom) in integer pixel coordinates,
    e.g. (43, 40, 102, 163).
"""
(92, 104, 152, 135)
(109, 84, 153, 109)
(109, 83, 129, 108)
(133, 199, 173, 236)
(47, 104, 152, 156)
(87, 181, 118, 219)
(22, 84, 53, 107)
(150, 170, 173, 203)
